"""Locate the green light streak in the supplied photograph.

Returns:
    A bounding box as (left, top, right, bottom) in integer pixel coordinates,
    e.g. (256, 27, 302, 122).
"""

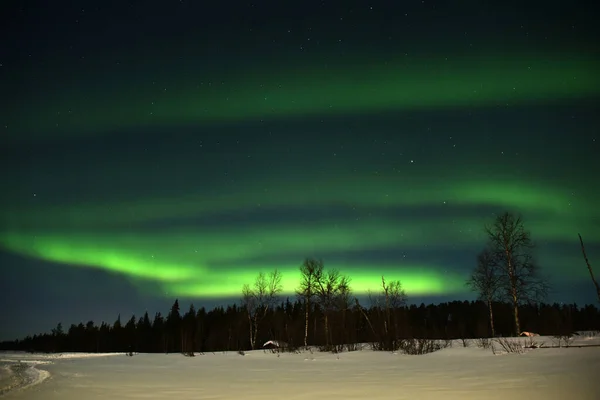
(0, 206, 595, 299)
(0, 233, 199, 282)
(164, 265, 465, 298)
(2, 177, 596, 238)
(0, 226, 468, 297)
(0, 218, 481, 269)
(1, 169, 597, 300)
(10, 53, 600, 139)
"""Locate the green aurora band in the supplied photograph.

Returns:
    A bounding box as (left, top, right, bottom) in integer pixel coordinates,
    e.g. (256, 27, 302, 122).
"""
(3, 176, 597, 235)
(1, 175, 597, 298)
(8, 52, 600, 140)
(2, 50, 599, 299)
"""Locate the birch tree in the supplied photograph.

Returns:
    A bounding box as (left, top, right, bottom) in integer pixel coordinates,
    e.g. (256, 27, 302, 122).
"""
(466, 249, 501, 337)
(369, 276, 407, 350)
(315, 268, 351, 350)
(241, 269, 283, 349)
(485, 212, 548, 335)
(296, 258, 323, 347)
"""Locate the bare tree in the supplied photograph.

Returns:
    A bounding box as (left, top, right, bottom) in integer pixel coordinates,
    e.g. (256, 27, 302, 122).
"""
(381, 277, 407, 324)
(241, 269, 283, 350)
(466, 249, 501, 337)
(333, 274, 354, 350)
(370, 276, 407, 350)
(315, 268, 351, 350)
(578, 233, 600, 303)
(485, 212, 548, 335)
(296, 258, 324, 347)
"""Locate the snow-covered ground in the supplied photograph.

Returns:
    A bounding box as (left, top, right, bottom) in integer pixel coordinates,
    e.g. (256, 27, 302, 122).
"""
(1, 336, 599, 399)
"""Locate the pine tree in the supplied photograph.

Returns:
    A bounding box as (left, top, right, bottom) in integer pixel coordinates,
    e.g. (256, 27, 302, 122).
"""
(166, 300, 182, 352)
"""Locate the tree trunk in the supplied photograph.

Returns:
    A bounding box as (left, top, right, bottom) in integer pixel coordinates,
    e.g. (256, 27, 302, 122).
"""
(393, 309, 400, 344)
(487, 297, 496, 337)
(341, 309, 347, 347)
(579, 234, 600, 303)
(304, 298, 309, 347)
(355, 299, 377, 340)
(324, 314, 329, 347)
(511, 290, 520, 335)
(252, 315, 259, 350)
(248, 313, 254, 350)
(506, 251, 521, 335)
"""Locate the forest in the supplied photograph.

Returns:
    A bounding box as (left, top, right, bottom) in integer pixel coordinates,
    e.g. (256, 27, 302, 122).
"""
(1, 297, 598, 355)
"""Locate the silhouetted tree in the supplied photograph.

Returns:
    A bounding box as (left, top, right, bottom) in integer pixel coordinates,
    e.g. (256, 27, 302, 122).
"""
(51, 322, 64, 352)
(370, 276, 408, 350)
(99, 322, 110, 351)
(151, 312, 164, 352)
(195, 307, 207, 353)
(125, 315, 137, 353)
(579, 233, 600, 303)
(315, 268, 351, 350)
(241, 269, 283, 349)
(181, 304, 196, 354)
(112, 314, 123, 351)
(296, 258, 323, 347)
(85, 321, 98, 352)
(166, 300, 181, 353)
(485, 212, 548, 335)
(467, 249, 501, 337)
(136, 312, 152, 353)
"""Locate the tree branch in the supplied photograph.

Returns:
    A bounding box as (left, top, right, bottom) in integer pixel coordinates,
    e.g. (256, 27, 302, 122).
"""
(578, 233, 600, 303)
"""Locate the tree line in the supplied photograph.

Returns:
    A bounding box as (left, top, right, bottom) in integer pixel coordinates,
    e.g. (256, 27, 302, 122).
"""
(1, 299, 598, 354)
(1, 211, 598, 354)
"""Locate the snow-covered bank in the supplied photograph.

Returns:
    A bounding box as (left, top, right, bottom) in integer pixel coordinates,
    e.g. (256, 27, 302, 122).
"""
(0, 352, 125, 362)
(0, 352, 127, 397)
(0, 361, 50, 397)
(0, 365, 14, 395)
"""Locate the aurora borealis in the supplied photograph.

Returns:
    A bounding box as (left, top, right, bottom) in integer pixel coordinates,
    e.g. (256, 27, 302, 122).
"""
(1, 0, 599, 339)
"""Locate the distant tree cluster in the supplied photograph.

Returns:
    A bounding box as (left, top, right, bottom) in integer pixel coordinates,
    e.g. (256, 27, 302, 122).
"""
(2, 211, 599, 354)
(2, 299, 598, 354)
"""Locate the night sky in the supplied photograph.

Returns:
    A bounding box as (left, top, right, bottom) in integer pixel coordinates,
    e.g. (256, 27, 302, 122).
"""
(1, 0, 599, 340)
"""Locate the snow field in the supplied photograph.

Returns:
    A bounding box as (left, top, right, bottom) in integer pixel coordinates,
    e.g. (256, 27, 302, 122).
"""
(0, 335, 598, 399)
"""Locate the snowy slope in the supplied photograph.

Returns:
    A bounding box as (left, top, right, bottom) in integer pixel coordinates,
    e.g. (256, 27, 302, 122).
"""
(1, 336, 599, 399)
